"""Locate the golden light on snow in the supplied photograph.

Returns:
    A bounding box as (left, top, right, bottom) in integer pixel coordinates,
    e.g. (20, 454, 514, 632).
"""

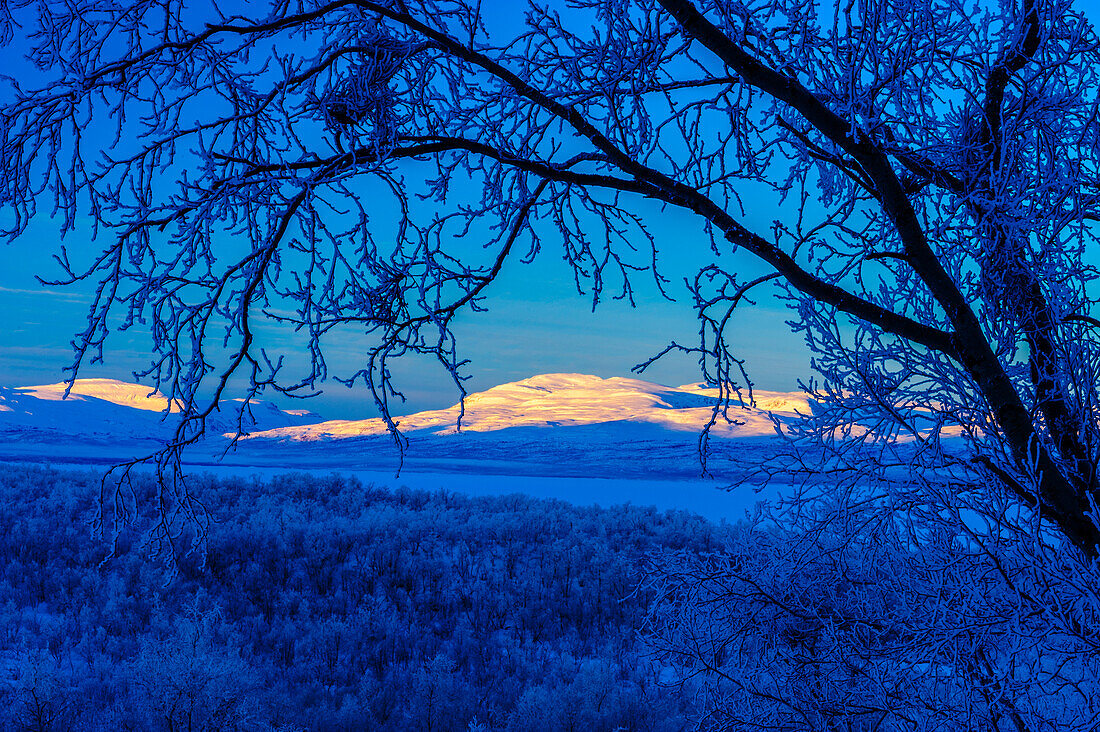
(241, 373, 814, 442)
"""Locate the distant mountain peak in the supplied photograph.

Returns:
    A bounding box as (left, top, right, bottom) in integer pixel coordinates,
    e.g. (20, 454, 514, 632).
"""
(0, 372, 816, 476)
(0, 378, 322, 451)
(243, 372, 811, 443)
(17, 378, 173, 412)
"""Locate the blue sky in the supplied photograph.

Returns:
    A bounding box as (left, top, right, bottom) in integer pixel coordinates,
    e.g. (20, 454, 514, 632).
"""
(0, 1, 819, 419)
(15, 0, 1070, 419)
(14, 0, 1096, 419)
(0, 190, 810, 418)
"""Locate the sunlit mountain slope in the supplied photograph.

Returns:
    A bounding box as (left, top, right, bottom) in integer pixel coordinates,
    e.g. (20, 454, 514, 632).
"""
(243, 373, 810, 442)
(0, 378, 321, 442)
(0, 374, 812, 480)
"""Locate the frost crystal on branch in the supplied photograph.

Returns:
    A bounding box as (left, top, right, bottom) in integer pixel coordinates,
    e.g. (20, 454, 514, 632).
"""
(319, 34, 429, 155)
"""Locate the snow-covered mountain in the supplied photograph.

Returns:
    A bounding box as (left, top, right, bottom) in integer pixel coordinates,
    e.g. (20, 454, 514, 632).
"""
(243, 373, 810, 442)
(223, 373, 812, 479)
(0, 378, 321, 448)
(0, 373, 809, 478)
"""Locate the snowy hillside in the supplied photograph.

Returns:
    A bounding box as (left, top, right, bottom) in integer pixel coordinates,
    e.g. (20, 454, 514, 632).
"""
(243, 373, 811, 442)
(0, 378, 321, 454)
(0, 374, 810, 484)
(218, 373, 812, 483)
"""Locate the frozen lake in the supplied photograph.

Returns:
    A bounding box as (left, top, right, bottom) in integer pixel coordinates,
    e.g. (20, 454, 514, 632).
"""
(6, 457, 787, 524)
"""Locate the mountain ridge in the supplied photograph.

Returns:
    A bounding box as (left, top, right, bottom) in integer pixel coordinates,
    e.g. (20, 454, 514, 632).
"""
(0, 373, 808, 477)
(240, 372, 811, 442)
(0, 378, 322, 440)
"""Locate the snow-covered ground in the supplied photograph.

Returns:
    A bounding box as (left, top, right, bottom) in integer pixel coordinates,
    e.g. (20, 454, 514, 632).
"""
(0, 373, 807, 521)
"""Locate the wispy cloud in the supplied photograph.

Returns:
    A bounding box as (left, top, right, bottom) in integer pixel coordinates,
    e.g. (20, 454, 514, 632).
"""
(0, 285, 88, 302)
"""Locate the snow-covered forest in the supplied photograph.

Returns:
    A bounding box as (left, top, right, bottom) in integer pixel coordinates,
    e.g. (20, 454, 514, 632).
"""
(0, 465, 720, 731)
(5, 462, 1097, 731)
